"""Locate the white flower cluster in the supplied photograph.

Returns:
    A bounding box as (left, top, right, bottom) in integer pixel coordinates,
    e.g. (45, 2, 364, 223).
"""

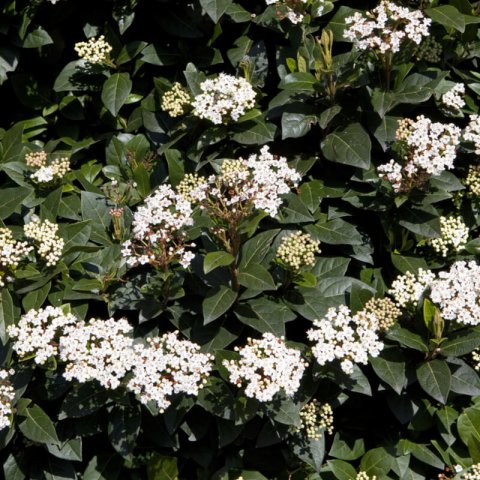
(345, 1, 431, 54)
(0, 228, 32, 287)
(388, 269, 435, 309)
(441, 83, 466, 114)
(74, 35, 112, 65)
(472, 349, 480, 371)
(0, 369, 15, 431)
(25, 151, 70, 184)
(430, 261, 480, 327)
(24, 216, 64, 267)
(307, 305, 384, 375)
(295, 400, 334, 440)
(460, 463, 480, 480)
(8, 306, 76, 365)
(185, 147, 301, 218)
(161, 83, 191, 118)
(378, 116, 461, 192)
(276, 231, 320, 272)
(428, 216, 469, 257)
(415, 37, 442, 63)
(192, 73, 256, 124)
(223, 333, 307, 402)
(464, 115, 480, 154)
(265, 0, 309, 24)
(60, 318, 136, 390)
(122, 185, 195, 269)
(126, 331, 213, 412)
(356, 473, 377, 480)
(464, 164, 480, 197)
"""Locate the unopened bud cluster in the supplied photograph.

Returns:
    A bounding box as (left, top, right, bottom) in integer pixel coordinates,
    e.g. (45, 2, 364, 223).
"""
(464, 164, 480, 197)
(460, 463, 480, 480)
(307, 305, 384, 375)
(176, 173, 207, 203)
(223, 333, 307, 402)
(24, 216, 64, 267)
(0, 369, 15, 431)
(122, 185, 195, 269)
(441, 83, 465, 114)
(388, 269, 435, 309)
(472, 349, 480, 372)
(161, 83, 191, 118)
(0, 228, 32, 287)
(276, 231, 320, 272)
(415, 37, 442, 63)
(356, 473, 377, 480)
(74, 35, 112, 65)
(295, 400, 334, 440)
(362, 297, 401, 331)
(8, 306, 76, 365)
(345, 1, 430, 54)
(26, 151, 70, 184)
(192, 73, 256, 124)
(428, 216, 469, 257)
(378, 116, 460, 192)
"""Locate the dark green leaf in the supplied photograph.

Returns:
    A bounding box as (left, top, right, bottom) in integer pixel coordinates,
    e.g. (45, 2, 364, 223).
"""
(203, 286, 237, 324)
(101, 73, 132, 116)
(417, 360, 451, 404)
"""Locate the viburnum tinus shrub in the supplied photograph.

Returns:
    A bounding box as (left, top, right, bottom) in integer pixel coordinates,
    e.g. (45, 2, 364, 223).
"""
(3, 0, 480, 478)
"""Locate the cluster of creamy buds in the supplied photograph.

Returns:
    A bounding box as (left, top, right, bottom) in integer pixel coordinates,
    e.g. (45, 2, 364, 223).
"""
(126, 332, 213, 412)
(307, 305, 384, 375)
(362, 297, 401, 331)
(472, 350, 480, 371)
(428, 216, 469, 257)
(223, 333, 307, 402)
(59, 317, 136, 390)
(441, 83, 465, 114)
(122, 185, 195, 269)
(74, 35, 113, 65)
(8, 306, 76, 365)
(24, 216, 64, 267)
(356, 473, 377, 480)
(464, 115, 480, 154)
(415, 36, 442, 63)
(294, 400, 334, 440)
(388, 269, 435, 309)
(460, 464, 480, 480)
(378, 116, 461, 192)
(344, 1, 431, 54)
(161, 83, 191, 118)
(464, 165, 480, 197)
(276, 231, 320, 272)
(181, 147, 301, 219)
(192, 73, 256, 124)
(0, 369, 15, 431)
(430, 261, 480, 327)
(0, 228, 33, 287)
(265, 0, 309, 24)
(26, 151, 70, 184)
(176, 173, 207, 203)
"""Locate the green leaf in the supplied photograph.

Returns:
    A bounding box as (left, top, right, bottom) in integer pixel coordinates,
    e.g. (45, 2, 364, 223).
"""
(278, 72, 318, 92)
(238, 264, 276, 291)
(204, 251, 234, 274)
(22, 28, 53, 48)
(450, 360, 480, 396)
(141, 44, 183, 66)
(426, 5, 466, 32)
(281, 112, 316, 140)
(108, 405, 141, 459)
(239, 229, 279, 269)
(329, 434, 365, 461)
(387, 325, 429, 352)
(457, 406, 480, 448)
(0, 186, 32, 219)
(370, 348, 407, 395)
(19, 404, 60, 446)
(321, 123, 371, 169)
(101, 73, 132, 116)
(326, 459, 358, 480)
(203, 286, 237, 324)
(441, 329, 480, 357)
(232, 119, 277, 145)
(83, 454, 122, 480)
(199, 0, 233, 22)
(306, 217, 363, 245)
(391, 253, 428, 275)
(398, 205, 440, 238)
(0, 288, 16, 345)
(291, 435, 325, 473)
(360, 447, 393, 477)
(417, 360, 451, 404)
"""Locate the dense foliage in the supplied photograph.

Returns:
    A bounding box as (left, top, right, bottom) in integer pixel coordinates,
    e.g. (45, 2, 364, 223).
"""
(2, 0, 480, 478)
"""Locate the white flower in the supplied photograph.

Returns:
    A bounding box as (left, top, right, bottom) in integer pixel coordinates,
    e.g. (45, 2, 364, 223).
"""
(126, 331, 213, 412)
(460, 463, 480, 480)
(441, 83, 465, 114)
(345, 1, 431, 54)
(192, 73, 256, 124)
(223, 333, 307, 402)
(0, 228, 32, 287)
(59, 317, 136, 390)
(428, 215, 469, 257)
(0, 369, 15, 431)
(28, 152, 70, 184)
(464, 114, 480, 154)
(388, 269, 435, 309)
(74, 35, 112, 65)
(8, 306, 76, 365)
(24, 217, 64, 267)
(307, 305, 384, 374)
